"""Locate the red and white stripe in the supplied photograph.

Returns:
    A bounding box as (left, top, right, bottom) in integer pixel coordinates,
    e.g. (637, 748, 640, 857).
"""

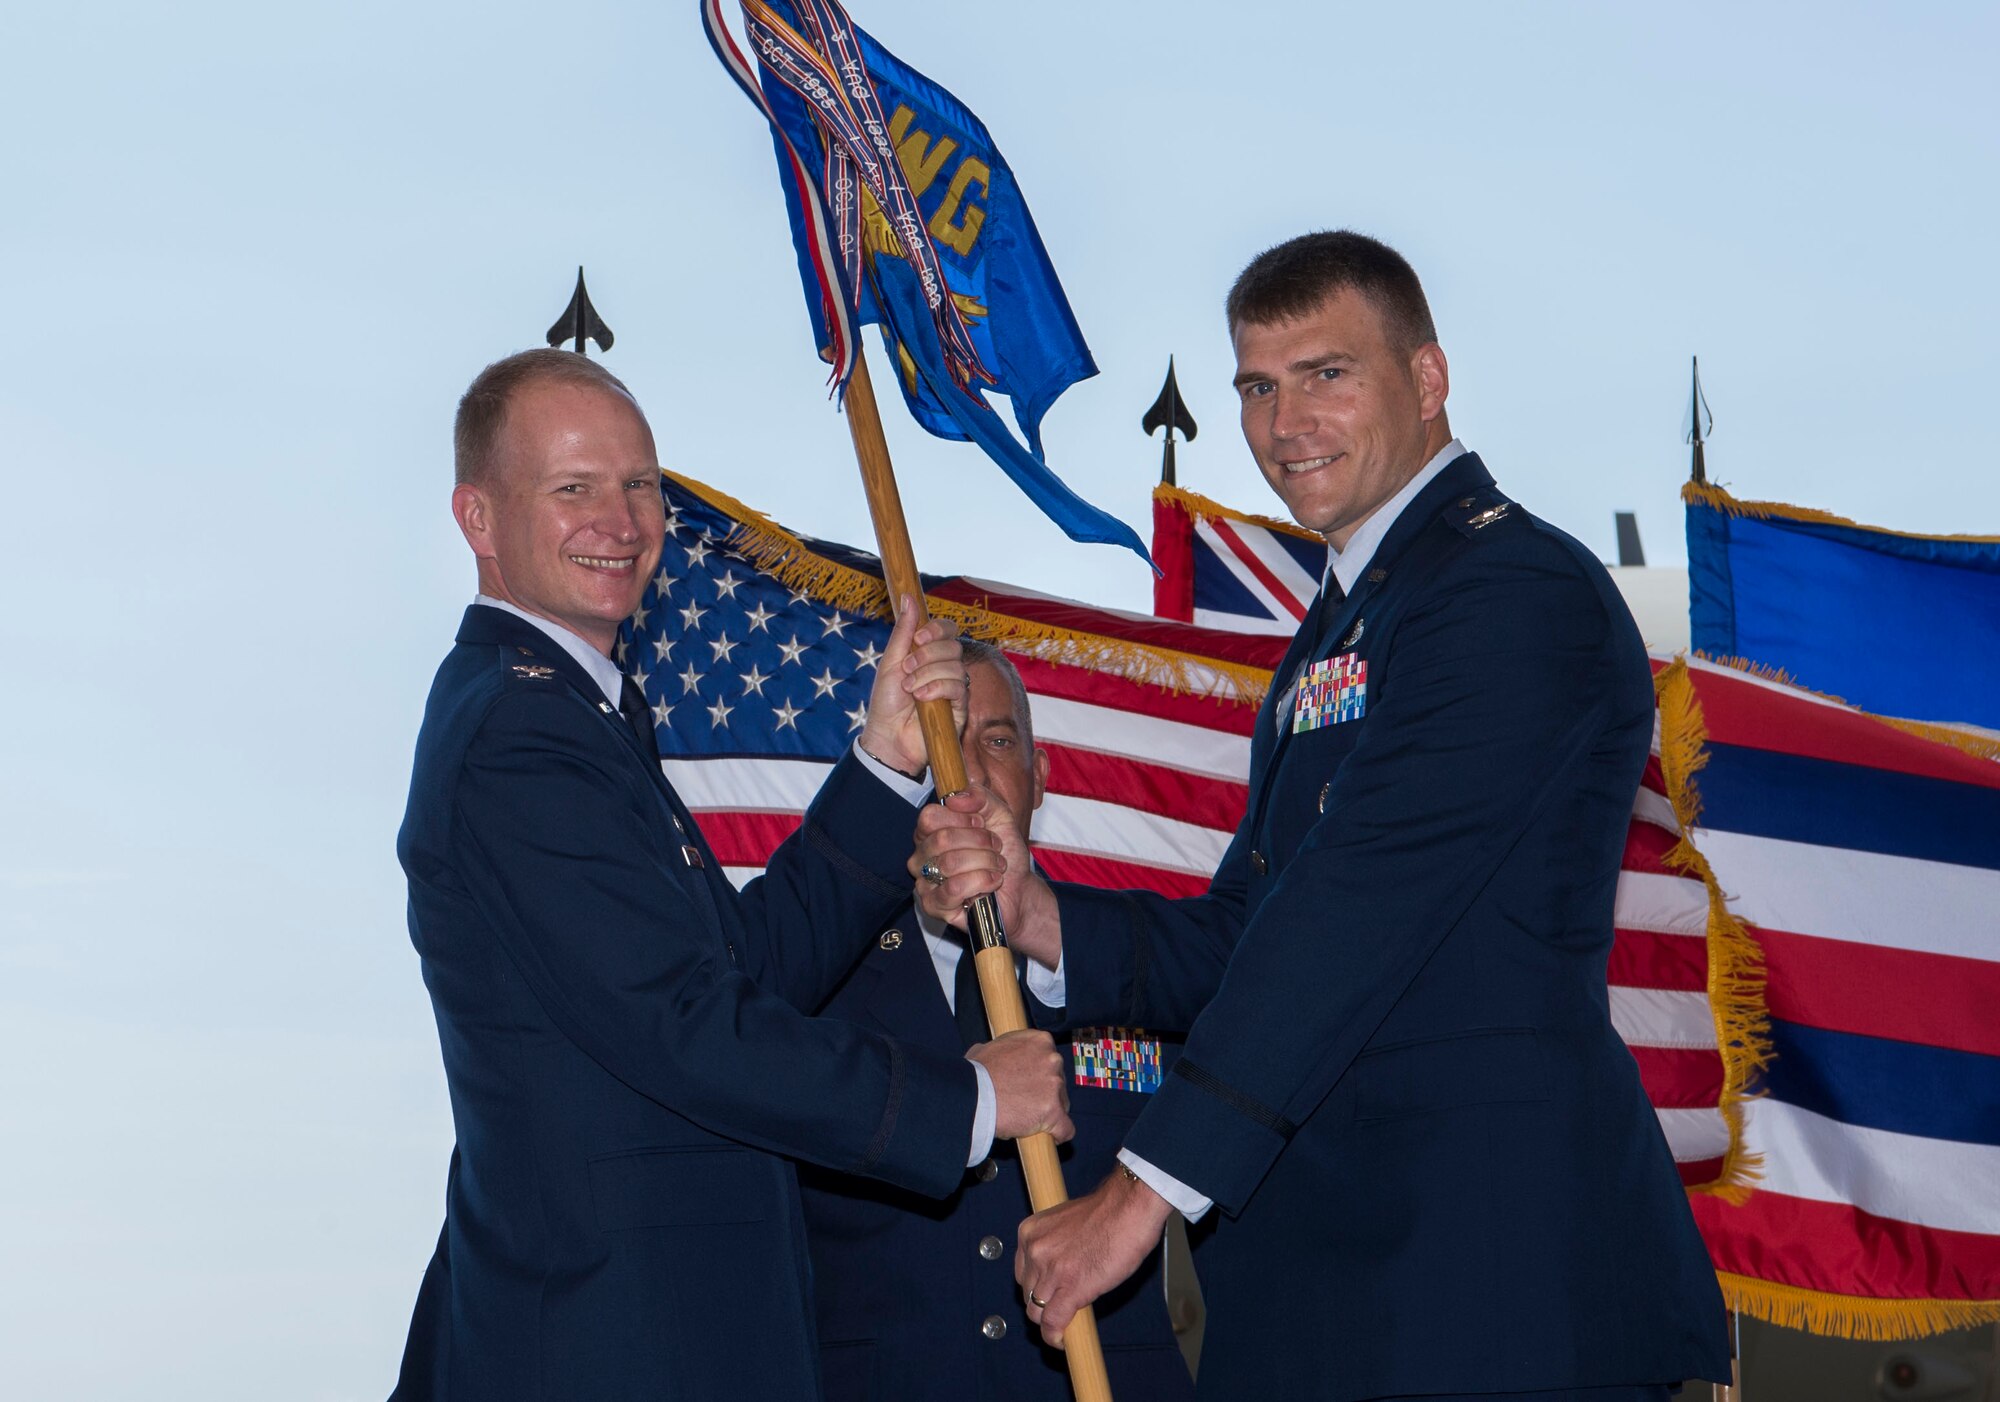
(1614, 713, 1736, 1184)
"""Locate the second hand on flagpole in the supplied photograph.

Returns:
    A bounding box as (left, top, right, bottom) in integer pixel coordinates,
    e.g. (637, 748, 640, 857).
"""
(841, 342, 1116, 1402)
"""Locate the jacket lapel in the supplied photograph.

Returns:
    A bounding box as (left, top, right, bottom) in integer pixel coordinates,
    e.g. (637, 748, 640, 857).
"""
(459, 603, 674, 786)
(458, 603, 613, 707)
(1260, 453, 1497, 774)
(859, 910, 964, 1055)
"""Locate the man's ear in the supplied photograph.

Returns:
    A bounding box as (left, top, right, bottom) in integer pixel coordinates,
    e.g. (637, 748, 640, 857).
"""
(1030, 745, 1050, 812)
(1413, 342, 1450, 422)
(453, 482, 497, 562)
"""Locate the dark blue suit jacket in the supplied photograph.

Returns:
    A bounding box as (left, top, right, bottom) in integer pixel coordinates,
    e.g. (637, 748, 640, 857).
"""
(1055, 456, 1730, 1400)
(796, 907, 1195, 1402)
(391, 605, 979, 1401)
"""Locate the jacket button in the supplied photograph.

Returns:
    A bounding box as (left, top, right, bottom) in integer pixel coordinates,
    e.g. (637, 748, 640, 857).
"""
(981, 1315, 1008, 1340)
(1249, 850, 1268, 876)
(978, 1234, 1004, 1261)
(1457, 496, 1477, 508)
(975, 1159, 999, 1183)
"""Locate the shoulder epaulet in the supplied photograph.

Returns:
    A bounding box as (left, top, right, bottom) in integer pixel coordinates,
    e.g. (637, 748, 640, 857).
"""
(1443, 487, 1522, 540)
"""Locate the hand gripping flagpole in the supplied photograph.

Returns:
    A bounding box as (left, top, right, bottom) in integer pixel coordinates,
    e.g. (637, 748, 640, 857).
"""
(700, 7, 1113, 1388)
(841, 344, 1116, 1402)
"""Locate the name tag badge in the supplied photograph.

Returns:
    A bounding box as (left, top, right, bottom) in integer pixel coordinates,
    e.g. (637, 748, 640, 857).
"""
(1293, 651, 1367, 733)
(1072, 1028, 1164, 1094)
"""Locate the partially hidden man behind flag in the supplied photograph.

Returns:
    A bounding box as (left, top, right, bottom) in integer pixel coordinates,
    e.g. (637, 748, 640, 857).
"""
(700, 0, 1150, 563)
(1686, 482, 2000, 732)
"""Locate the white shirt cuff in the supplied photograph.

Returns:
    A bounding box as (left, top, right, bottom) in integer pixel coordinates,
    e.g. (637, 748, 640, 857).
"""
(967, 1060, 997, 1166)
(1023, 951, 1066, 1008)
(851, 738, 931, 806)
(1117, 1148, 1212, 1222)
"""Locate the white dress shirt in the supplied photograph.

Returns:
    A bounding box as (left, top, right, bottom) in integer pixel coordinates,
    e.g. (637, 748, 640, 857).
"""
(1119, 437, 1472, 1221)
(471, 594, 998, 1164)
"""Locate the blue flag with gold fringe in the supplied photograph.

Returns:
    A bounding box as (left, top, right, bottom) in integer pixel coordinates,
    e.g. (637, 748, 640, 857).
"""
(1685, 481, 2000, 729)
(701, 0, 1149, 564)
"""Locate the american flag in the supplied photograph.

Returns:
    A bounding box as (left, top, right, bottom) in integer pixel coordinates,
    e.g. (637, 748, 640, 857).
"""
(620, 470, 1751, 1195)
(623, 471, 1274, 896)
(624, 469, 2000, 1339)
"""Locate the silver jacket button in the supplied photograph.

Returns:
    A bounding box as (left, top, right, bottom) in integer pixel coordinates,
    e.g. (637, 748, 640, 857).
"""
(974, 1159, 999, 1183)
(978, 1234, 1004, 1261)
(981, 1315, 1008, 1340)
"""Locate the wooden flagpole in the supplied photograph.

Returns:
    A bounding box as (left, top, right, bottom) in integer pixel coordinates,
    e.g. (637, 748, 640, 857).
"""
(842, 343, 1115, 1402)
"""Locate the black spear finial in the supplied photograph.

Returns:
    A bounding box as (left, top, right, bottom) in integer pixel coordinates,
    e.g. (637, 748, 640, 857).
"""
(547, 267, 614, 356)
(1684, 355, 1713, 484)
(1142, 357, 1199, 487)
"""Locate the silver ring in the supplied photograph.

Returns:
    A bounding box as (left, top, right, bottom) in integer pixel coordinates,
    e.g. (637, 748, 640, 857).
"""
(921, 860, 944, 885)
(1029, 1291, 1049, 1309)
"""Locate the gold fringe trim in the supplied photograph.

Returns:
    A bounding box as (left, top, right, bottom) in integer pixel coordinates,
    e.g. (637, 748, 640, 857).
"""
(1877, 715, 2000, 764)
(1719, 1272, 2000, 1341)
(1694, 654, 1805, 692)
(1153, 482, 1324, 542)
(662, 469, 1276, 706)
(1653, 657, 1771, 1201)
(1692, 654, 2000, 766)
(1683, 480, 2000, 543)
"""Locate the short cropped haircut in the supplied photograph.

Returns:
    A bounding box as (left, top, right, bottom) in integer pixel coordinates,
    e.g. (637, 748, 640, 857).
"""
(1225, 230, 1438, 353)
(454, 348, 639, 487)
(961, 637, 1035, 746)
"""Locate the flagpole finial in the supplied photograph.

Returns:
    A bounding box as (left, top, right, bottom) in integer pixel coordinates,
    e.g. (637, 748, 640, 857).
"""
(1685, 355, 1712, 485)
(547, 267, 614, 356)
(1143, 357, 1199, 487)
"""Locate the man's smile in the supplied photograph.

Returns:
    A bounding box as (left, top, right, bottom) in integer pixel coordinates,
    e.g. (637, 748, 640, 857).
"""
(569, 554, 637, 571)
(1281, 453, 1341, 476)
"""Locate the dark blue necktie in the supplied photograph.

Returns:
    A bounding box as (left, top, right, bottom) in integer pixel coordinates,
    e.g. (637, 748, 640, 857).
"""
(619, 676, 660, 766)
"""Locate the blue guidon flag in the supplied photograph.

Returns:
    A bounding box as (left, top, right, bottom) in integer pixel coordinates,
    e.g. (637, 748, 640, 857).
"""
(701, 0, 1149, 564)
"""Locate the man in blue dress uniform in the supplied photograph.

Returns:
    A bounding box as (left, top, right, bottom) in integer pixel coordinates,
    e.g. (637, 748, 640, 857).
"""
(915, 233, 1730, 1400)
(390, 350, 1072, 1401)
(797, 640, 1196, 1401)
